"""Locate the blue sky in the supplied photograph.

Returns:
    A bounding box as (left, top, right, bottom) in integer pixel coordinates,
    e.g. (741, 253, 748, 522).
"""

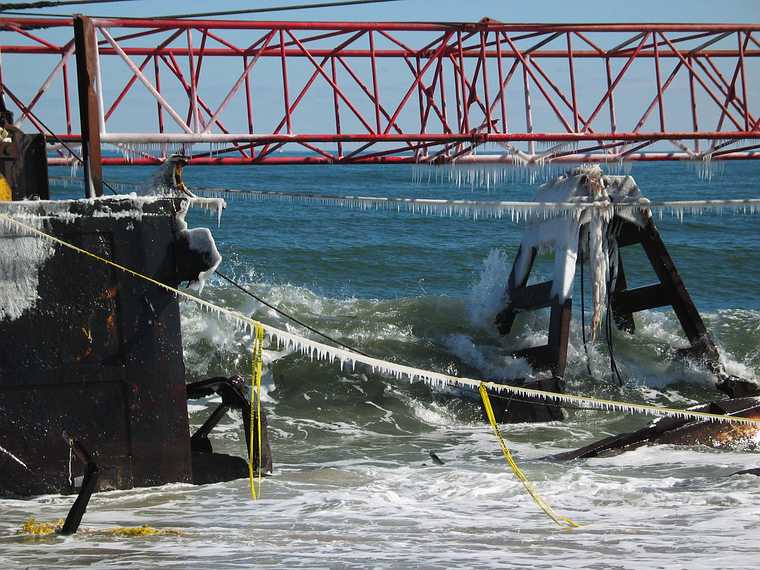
(1, 1, 758, 152)
(4, 0, 758, 24)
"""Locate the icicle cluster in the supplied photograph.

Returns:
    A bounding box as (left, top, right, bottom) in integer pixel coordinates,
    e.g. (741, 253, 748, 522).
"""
(648, 199, 760, 222)
(110, 142, 191, 163)
(602, 159, 633, 176)
(407, 141, 654, 190)
(2, 209, 758, 427)
(585, 170, 614, 338)
(69, 159, 81, 179)
(197, 187, 634, 223)
(196, 186, 760, 224)
(411, 161, 579, 189)
(689, 155, 726, 182)
(188, 197, 226, 227)
(220, 312, 760, 427)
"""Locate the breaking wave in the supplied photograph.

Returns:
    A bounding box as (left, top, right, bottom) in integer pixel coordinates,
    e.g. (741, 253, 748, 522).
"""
(180, 249, 760, 442)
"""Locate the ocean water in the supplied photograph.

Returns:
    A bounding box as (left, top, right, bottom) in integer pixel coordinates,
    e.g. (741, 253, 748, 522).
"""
(2, 161, 760, 568)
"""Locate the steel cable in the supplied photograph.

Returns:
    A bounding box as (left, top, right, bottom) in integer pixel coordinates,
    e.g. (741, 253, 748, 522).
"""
(0, 0, 138, 12)
(0, 0, 408, 19)
(215, 270, 372, 358)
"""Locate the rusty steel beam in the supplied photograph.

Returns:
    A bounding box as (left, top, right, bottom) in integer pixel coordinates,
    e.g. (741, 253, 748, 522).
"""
(72, 15, 103, 197)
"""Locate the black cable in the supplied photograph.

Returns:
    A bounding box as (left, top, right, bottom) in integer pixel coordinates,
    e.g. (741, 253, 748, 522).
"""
(0, 0, 137, 11)
(3, 0, 407, 20)
(0, 11, 72, 16)
(155, 0, 405, 20)
(605, 224, 624, 387)
(215, 269, 371, 358)
(579, 231, 593, 377)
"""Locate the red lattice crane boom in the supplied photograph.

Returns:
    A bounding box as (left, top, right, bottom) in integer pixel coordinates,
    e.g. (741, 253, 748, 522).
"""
(0, 16, 758, 168)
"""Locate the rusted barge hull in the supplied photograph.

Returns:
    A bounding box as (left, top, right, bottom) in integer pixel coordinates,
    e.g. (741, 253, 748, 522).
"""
(0, 197, 268, 497)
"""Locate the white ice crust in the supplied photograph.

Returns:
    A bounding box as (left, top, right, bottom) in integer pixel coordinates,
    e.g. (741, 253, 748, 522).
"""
(510, 166, 648, 338)
(173, 199, 224, 293)
(186, 227, 222, 294)
(0, 194, 225, 321)
(0, 230, 55, 321)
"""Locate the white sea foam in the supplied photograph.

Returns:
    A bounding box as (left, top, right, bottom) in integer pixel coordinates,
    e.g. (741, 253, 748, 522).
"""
(9, 436, 758, 568)
(443, 333, 533, 382)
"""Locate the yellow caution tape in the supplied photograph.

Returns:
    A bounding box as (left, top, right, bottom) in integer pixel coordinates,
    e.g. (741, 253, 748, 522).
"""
(249, 322, 265, 500)
(480, 384, 580, 529)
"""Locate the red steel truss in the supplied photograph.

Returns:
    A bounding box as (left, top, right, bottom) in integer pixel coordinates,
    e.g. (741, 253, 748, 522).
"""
(1, 17, 759, 165)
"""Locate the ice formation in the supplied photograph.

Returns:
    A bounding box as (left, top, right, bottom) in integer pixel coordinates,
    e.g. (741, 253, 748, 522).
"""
(509, 166, 647, 339)
(190, 196, 226, 227)
(0, 195, 224, 226)
(174, 199, 223, 293)
(196, 187, 760, 222)
(185, 227, 222, 294)
(0, 220, 55, 321)
(169, 293, 760, 426)
(0, 195, 225, 319)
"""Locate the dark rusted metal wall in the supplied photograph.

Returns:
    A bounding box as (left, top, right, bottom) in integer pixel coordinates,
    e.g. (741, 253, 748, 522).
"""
(0, 198, 191, 496)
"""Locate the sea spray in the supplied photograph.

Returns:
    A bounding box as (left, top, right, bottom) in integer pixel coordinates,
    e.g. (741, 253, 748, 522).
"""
(467, 248, 511, 330)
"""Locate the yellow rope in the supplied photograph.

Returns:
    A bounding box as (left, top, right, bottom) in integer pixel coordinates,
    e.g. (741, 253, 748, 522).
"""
(0, 174, 12, 202)
(249, 322, 265, 500)
(1, 212, 758, 429)
(4, 210, 759, 529)
(479, 384, 580, 529)
(256, 324, 265, 496)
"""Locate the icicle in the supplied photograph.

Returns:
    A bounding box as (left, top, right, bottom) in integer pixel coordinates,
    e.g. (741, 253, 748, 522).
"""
(68, 158, 81, 179)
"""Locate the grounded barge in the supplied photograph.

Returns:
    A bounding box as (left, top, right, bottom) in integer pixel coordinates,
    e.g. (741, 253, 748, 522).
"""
(0, 14, 758, 531)
(0, 159, 271, 497)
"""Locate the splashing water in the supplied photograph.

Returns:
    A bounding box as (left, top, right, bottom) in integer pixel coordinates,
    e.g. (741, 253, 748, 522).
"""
(466, 248, 511, 330)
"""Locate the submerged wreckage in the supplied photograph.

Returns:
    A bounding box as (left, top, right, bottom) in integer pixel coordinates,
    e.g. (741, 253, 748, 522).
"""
(487, 165, 760, 454)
